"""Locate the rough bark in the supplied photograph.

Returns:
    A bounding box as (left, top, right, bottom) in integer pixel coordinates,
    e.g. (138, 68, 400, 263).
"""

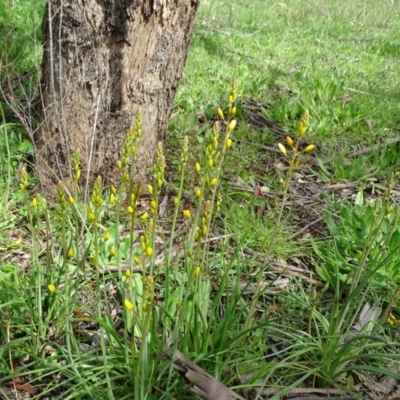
(36, 0, 199, 194)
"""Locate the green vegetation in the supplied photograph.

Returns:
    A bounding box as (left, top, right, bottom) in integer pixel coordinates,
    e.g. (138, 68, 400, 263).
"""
(2, 0, 400, 399)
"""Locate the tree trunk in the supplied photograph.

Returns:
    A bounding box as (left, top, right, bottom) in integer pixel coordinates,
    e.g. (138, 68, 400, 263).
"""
(35, 0, 199, 195)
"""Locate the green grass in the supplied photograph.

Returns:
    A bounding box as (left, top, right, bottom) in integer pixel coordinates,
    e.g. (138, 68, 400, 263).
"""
(2, 0, 400, 399)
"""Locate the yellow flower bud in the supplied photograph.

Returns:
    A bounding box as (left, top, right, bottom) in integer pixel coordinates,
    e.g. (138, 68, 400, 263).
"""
(217, 108, 224, 119)
(231, 106, 237, 115)
(195, 188, 201, 198)
(75, 170, 81, 180)
(124, 299, 134, 311)
(111, 186, 117, 195)
(183, 209, 191, 219)
(127, 206, 134, 214)
(148, 185, 154, 195)
(174, 197, 179, 206)
(109, 247, 116, 257)
(225, 138, 232, 148)
(208, 158, 214, 168)
(229, 95, 234, 104)
(125, 269, 131, 277)
(151, 200, 156, 209)
(69, 196, 75, 205)
(89, 213, 96, 221)
(117, 160, 122, 169)
(110, 193, 115, 204)
(146, 247, 153, 256)
(104, 232, 110, 241)
(278, 143, 287, 156)
(48, 284, 56, 293)
(286, 136, 293, 147)
(31, 198, 38, 208)
(210, 178, 218, 187)
(140, 212, 149, 221)
(195, 162, 201, 173)
(193, 266, 200, 277)
(229, 119, 237, 131)
(303, 144, 315, 153)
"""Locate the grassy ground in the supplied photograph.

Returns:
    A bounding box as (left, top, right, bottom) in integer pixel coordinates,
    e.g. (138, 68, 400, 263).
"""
(2, 0, 400, 399)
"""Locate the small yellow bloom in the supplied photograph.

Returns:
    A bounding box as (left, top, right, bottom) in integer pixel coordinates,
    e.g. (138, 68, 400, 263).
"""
(110, 193, 115, 204)
(193, 266, 200, 277)
(174, 197, 179, 206)
(229, 119, 237, 131)
(225, 138, 232, 148)
(278, 143, 287, 156)
(195, 188, 201, 198)
(217, 108, 224, 119)
(109, 247, 116, 257)
(146, 247, 153, 257)
(231, 106, 237, 116)
(208, 158, 214, 168)
(303, 144, 315, 153)
(286, 136, 293, 147)
(104, 232, 110, 241)
(148, 185, 154, 195)
(48, 284, 56, 293)
(67, 248, 74, 258)
(31, 198, 38, 208)
(111, 186, 117, 195)
(210, 178, 218, 187)
(229, 95, 234, 104)
(75, 170, 81, 180)
(127, 206, 134, 214)
(134, 256, 140, 265)
(140, 212, 149, 221)
(124, 299, 134, 311)
(195, 162, 201, 173)
(183, 209, 191, 219)
(125, 269, 131, 278)
(89, 213, 96, 221)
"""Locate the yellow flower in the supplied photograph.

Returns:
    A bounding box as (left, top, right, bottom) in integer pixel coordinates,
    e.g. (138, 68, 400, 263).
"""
(193, 266, 200, 277)
(146, 247, 153, 256)
(286, 136, 293, 147)
(48, 284, 56, 293)
(111, 186, 117, 195)
(140, 212, 149, 221)
(304, 144, 315, 153)
(210, 178, 218, 187)
(127, 206, 134, 214)
(195, 188, 201, 198)
(124, 299, 134, 311)
(208, 158, 214, 168)
(174, 197, 179, 206)
(134, 256, 140, 265)
(225, 138, 232, 148)
(278, 143, 287, 156)
(217, 108, 224, 119)
(229, 120, 237, 130)
(148, 185, 154, 195)
(31, 198, 38, 208)
(89, 213, 96, 221)
(125, 269, 131, 278)
(231, 106, 237, 116)
(67, 248, 74, 258)
(68, 196, 75, 205)
(109, 247, 116, 257)
(110, 193, 115, 205)
(183, 209, 191, 219)
(104, 232, 110, 241)
(195, 162, 201, 173)
(75, 170, 81, 180)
